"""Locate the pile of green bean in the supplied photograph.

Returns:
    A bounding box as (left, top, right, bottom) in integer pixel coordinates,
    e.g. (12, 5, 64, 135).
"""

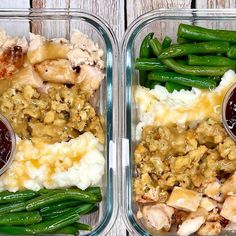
(0, 187, 102, 235)
(135, 24, 236, 92)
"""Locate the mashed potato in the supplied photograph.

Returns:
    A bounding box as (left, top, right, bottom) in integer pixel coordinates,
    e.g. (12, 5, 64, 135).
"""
(135, 70, 236, 140)
(0, 132, 105, 192)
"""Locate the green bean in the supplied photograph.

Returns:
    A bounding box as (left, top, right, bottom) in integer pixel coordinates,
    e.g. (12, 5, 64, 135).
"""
(177, 37, 193, 44)
(54, 226, 78, 235)
(42, 204, 96, 221)
(149, 38, 162, 56)
(0, 212, 42, 226)
(42, 207, 73, 219)
(39, 187, 101, 197)
(145, 79, 161, 89)
(73, 222, 92, 231)
(176, 59, 188, 65)
(188, 55, 236, 67)
(44, 210, 96, 221)
(0, 226, 31, 235)
(159, 41, 230, 59)
(32, 204, 94, 234)
(26, 189, 99, 211)
(0, 205, 95, 235)
(87, 205, 99, 214)
(140, 32, 154, 58)
(40, 200, 80, 213)
(145, 79, 154, 88)
(0, 225, 78, 235)
(43, 204, 95, 221)
(29, 210, 80, 234)
(227, 45, 236, 58)
(139, 71, 147, 86)
(207, 76, 221, 82)
(0, 202, 26, 214)
(216, 52, 224, 56)
(86, 187, 102, 198)
(135, 58, 168, 71)
(165, 81, 190, 93)
(149, 82, 160, 89)
(178, 23, 236, 43)
(162, 58, 233, 76)
(0, 190, 39, 204)
(42, 215, 64, 221)
(139, 32, 154, 86)
(38, 189, 60, 195)
(162, 36, 172, 49)
(76, 204, 97, 216)
(39, 189, 76, 196)
(38, 189, 51, 195)
(148, 70, 217, 89)
(39, 188, 100, 214)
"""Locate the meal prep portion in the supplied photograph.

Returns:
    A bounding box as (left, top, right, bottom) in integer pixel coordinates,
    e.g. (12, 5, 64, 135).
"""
(0, 187, 101, 235)
(134, 24, 236, 235)
(0, 29, 106, 234)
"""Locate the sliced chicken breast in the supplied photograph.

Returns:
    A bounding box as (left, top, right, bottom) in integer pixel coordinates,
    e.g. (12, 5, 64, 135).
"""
(35, 59, 77, 84)
(177, 216, 205, 236)
(140, 204, 174, 231)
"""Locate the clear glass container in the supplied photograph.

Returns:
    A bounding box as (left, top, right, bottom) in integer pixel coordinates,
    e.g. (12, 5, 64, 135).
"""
(121, 9, 236, 236)
(0, 9, 118, 235)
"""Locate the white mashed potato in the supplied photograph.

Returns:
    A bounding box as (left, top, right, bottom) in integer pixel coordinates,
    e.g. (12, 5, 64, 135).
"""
(0, 132, 105, 192)
(135, 70, 236, 140)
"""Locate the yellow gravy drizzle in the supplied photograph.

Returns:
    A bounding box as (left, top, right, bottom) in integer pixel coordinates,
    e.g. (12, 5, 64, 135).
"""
(153, 84, 234, 125)
(14, 139, 86, 189)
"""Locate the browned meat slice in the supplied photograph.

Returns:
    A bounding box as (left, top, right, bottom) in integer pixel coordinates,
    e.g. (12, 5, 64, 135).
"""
(0, 46, 24, 80)
(27, 41, 70, 64)
(12, 64, 44, 89)
(35, 59, 77, 84)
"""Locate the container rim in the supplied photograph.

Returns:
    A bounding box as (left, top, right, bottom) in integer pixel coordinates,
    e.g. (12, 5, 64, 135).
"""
(0, 8, 119, 236)
(0, 113, 16, 176)
(122, 8, 236, 51)
(121, 8, 236, 236)
(0, 8, 113, 33)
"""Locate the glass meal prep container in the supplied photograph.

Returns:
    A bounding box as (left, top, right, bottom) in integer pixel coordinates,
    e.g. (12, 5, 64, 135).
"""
(0, 9, 118, 236)
(121, 9, 236, 236)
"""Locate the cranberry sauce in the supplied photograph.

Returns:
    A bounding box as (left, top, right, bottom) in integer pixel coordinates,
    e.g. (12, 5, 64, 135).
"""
(0, 119, 12, 169)
(225, 88, 236, 137)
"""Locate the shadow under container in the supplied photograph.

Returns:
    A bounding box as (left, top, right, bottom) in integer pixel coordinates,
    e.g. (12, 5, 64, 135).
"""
(121, 9, 236, 236)
(0, 9, 118, 236)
